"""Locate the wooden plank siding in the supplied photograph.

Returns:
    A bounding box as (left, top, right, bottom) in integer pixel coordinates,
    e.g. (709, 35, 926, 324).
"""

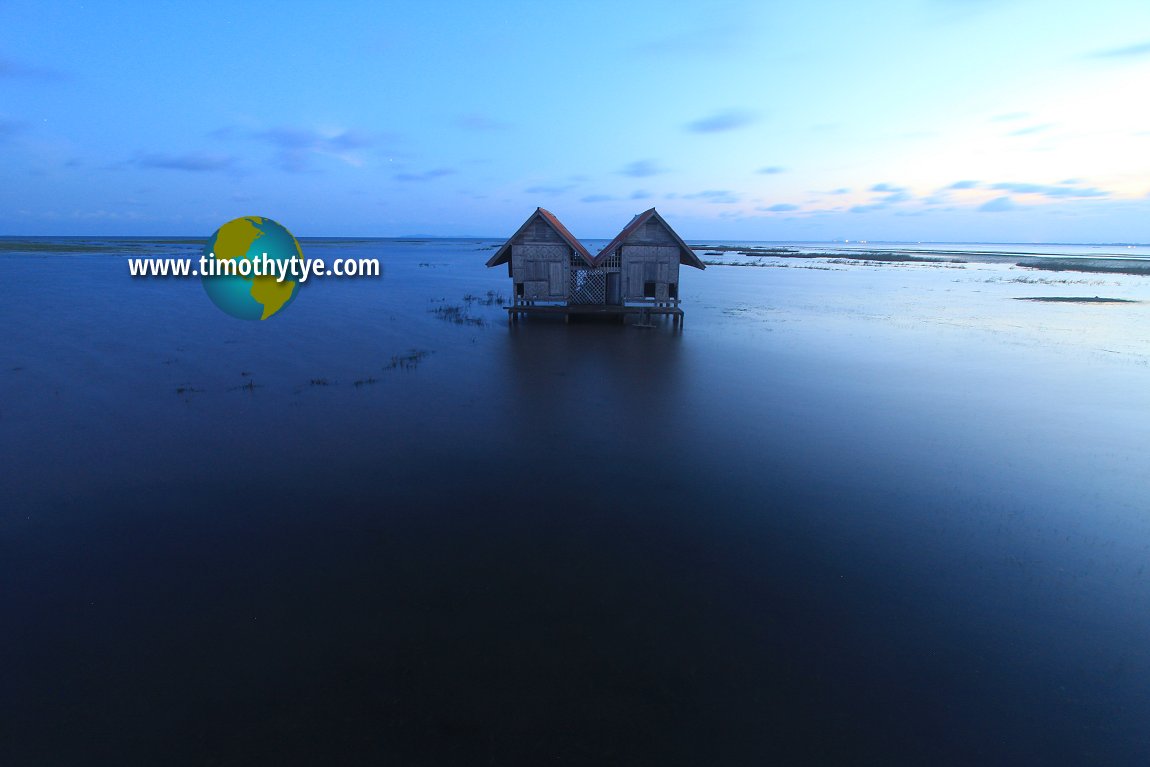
(489, 207, 701, 318)
(620, 244, 680, 301)
(512, 243, 568, 300)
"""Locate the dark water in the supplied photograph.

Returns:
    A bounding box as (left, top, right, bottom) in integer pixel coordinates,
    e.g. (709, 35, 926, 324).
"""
(2, 239, 1149, 765)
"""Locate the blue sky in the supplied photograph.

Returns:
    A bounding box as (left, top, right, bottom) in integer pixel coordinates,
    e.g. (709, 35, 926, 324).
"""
(2, 0, 1149, 241)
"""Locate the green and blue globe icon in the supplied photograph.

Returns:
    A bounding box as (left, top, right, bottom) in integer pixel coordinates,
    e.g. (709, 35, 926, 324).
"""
(201, 216, 302, 320)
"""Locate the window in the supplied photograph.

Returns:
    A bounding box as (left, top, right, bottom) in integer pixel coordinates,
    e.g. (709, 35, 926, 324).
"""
(644, 281, 656, 298)
(516, 283, 524, 297)
(668, 282, 678, 299)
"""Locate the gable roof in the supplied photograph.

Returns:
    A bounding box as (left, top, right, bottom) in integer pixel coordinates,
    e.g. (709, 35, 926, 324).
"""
(485, 208, 596, 269)
(592, 208, 705, 270)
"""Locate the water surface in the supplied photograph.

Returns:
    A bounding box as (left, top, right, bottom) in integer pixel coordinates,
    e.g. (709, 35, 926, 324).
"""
(2, 239, 1149, 765)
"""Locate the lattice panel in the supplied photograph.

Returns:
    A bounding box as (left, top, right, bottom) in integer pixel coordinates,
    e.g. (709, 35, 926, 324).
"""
(568, 268, 606, 304)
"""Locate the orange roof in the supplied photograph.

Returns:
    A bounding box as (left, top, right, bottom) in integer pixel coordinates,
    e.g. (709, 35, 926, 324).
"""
(485, 208, 596, 269)
(592, 208, 705, 269)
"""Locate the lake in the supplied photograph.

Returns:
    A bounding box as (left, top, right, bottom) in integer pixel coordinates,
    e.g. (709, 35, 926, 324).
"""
(2, 238, 1149, 765)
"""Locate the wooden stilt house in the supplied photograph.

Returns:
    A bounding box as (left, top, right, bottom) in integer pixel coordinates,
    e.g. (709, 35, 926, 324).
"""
(593, 207, 706, 306)
(485, 208, 596, 304)
(487, 207, 704, 326)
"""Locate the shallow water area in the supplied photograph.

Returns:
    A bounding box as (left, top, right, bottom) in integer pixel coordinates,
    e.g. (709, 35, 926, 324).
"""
(2, 237, 1149, 765)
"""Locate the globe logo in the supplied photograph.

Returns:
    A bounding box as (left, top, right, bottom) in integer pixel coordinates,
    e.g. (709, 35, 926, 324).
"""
(201, 216, 303, 320)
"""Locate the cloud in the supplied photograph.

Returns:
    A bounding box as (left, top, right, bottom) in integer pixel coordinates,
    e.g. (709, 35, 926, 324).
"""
(456, 113, 510, 131)
(683, 190, 739, 204)
(620, 159, 664, 177)
(135, 152, 237, 172)
(0, 118, 23, 141)
(757, 166, 786, 175)
(978, 196, 1015, 212)
(634, 18, 751, 58)
(761, 203, 799, 212)
(990, 182, 1107, 198)
(857, 183, 913, 208)
(686, 109, 758, 133)
(0, 55, 61, 80)
(991, 112, 1028, 122)
(525, 183, 576, 195)
(1008, 123, 1054, 137)
(829, 187, 850, 195)
(630, 190, 652, 200)
(210, 125, 383, 172)
(1087, 41, 1150, 59)
(581, 194, 615, 203)
(395, 168, 455, 182)
(259, 127, 374, 151)
(948, 180, 980, 189)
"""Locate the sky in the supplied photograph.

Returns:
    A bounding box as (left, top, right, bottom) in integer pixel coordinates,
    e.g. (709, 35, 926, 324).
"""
(2, 0, 1149, 241)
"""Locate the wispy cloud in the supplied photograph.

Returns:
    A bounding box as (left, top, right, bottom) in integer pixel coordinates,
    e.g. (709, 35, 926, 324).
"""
(395, 168, 455, 182)
(683, 190, 740, 204)
(0, 118, 23, 141)
(850, 183, 914, 212)
(761, 203, 798, 212)
(990, 181, 1107, 198)
(686, 109, 758, 134)
(525, 182, 576, 195)
(757, 166, 786, 175)
(620, 159, 665, 177)
(948, 180, 980, 189)
(979, 196, 1015, 212)
(630, 190, 652, 200)
(135, 152, 237, 172)
(253, 126, 378, 172)
(869, 183, 912, 204)
(1008, 123, 1054, 137)
(634, 16, 753, 58)
(455, 113, 510, 131)
(1087, 40, 1150, 59)
(581, 194, 615, 203)
(0, 55, 62, 80)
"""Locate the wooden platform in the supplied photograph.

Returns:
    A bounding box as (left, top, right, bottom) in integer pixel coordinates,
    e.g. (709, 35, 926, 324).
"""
(506, 303, 684, 327)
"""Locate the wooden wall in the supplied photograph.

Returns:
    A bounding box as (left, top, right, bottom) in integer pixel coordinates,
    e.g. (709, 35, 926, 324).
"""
(510, 217, 569, 300)
(619, 219, 681, 301)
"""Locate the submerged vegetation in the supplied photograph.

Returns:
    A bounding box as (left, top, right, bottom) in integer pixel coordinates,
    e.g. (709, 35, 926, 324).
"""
(1016, 260, 1150, 276)
(432, 304, 486, 326)
(385, 349, 432, 370)
(430, 292, 506, 326)
(1013, 296, 1139, 303)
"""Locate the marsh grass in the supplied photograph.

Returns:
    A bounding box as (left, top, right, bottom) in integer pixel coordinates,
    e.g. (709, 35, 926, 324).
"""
(987, 276, 1108, 286)
(703, 260, 839, 271)
(463, 290, 506, 306)
(1013, 296, 1138, 303)
(432, 304, 486, 326)
(1018, 261, 1150, 276)
(385, 349, 432, 370)
(695, 245, 799, 255)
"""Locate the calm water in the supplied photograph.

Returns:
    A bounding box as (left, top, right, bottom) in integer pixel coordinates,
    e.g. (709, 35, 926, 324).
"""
(2, 238, 1149, 765)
